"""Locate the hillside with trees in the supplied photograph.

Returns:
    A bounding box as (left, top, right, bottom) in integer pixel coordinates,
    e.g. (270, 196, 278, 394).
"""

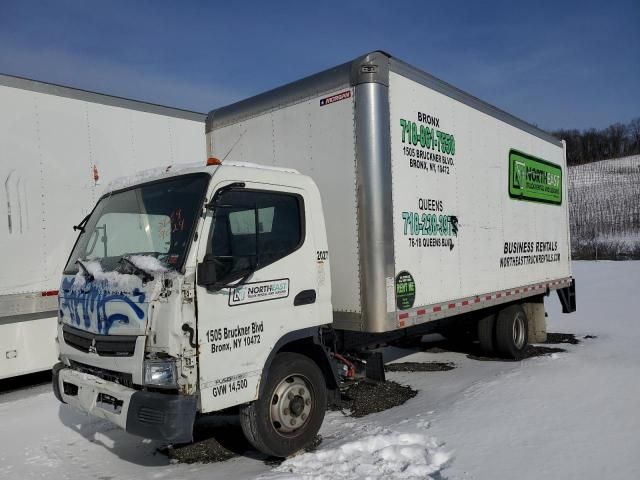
(552, 117, 640, 165)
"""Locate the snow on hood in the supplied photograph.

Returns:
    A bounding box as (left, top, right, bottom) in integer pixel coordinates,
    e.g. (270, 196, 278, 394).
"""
(67, 257, 172, 293)
(68, 260, 143, 292)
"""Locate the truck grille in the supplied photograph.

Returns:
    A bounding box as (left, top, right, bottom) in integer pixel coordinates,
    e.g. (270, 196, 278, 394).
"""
(69, 360, 135, 389)
(63, 325, 137, 357)
(137, 407, 165, 424)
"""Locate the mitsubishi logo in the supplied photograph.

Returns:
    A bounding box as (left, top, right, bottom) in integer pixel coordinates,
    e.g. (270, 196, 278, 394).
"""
(88, 338, 98, 354)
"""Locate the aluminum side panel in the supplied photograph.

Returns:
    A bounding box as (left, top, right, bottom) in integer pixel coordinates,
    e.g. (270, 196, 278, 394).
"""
(389, 71, 571, 311)
(353, 83, 395, 332)
(207, 89, 361, 313)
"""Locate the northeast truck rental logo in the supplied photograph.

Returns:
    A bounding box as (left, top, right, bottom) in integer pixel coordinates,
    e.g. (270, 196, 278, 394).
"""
(228, 279, 290, 306)
(509, 150, 562, 205)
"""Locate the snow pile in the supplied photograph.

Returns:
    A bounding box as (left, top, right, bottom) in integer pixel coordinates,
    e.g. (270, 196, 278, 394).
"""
(261, 433, 449, 480)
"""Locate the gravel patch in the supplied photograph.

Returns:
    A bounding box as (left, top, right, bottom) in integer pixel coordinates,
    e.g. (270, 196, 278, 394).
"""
(164, 437, 238, 464)
(545, 332, 581, 345)
(467, 344, 566, 361)
(161, 415, 247, 464)
(339, 380, 418, 418)
(385, 362, 455, 372)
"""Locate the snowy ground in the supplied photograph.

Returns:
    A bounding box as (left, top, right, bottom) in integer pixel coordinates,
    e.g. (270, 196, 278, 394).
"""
(1, 261, 638, 479)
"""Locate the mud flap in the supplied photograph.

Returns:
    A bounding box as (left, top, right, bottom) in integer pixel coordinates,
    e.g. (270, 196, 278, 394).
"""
(365, 352, 386, 382)
(557, 278, 576, 313)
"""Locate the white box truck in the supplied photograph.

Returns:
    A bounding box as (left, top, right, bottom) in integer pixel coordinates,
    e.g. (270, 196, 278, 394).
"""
(52, 51, 576, 457)
(0, 73, 205, 379)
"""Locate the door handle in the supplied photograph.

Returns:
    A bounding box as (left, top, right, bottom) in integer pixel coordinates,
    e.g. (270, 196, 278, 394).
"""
(294, 289, 316, 306)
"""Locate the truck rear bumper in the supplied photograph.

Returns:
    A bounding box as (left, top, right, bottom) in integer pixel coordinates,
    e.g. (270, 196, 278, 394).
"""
(52, 362, 196, 444)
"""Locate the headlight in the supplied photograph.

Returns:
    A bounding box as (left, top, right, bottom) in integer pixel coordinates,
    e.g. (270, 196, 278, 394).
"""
(143, 359, 178, 388)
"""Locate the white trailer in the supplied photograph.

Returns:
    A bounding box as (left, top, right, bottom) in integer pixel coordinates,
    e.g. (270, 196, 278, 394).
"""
(0, 74, 205, 379)
(52, 51, 576, 457)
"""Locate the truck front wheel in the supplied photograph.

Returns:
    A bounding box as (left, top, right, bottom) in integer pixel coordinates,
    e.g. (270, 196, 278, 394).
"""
(239, 352, 326, 457)
(495, 304, 529, 359)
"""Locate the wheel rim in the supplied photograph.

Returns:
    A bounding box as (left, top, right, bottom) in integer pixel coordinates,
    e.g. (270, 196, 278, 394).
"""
(513, 313, 526, 349)
(270, 374, 313, 436)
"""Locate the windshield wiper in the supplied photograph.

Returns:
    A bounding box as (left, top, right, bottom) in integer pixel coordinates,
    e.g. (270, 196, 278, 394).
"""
(75, 260, 95, 282)
(119, 257, 154, 283)
(73, 214, 90, 233)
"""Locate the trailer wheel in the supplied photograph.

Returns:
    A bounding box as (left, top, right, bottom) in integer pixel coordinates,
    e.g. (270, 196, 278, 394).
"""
(239, 352, 326, 458)
(477, 313, 496, 355)
(495, 305, 528, 359)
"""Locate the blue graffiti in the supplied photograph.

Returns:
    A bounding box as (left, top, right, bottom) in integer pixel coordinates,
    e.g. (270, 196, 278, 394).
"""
(59, 277, 147, 334)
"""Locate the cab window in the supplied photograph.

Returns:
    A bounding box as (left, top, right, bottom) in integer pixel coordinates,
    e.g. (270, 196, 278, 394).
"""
(207, 189, 303, 281)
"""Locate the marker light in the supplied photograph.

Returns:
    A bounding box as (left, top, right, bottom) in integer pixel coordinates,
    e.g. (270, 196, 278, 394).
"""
(207, 157, 222, 166)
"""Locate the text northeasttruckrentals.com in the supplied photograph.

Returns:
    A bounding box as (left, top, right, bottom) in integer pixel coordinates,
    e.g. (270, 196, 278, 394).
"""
(500, 241, 561, 267)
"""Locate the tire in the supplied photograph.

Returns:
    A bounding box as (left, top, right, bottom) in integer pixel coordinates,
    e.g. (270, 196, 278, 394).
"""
(495, 304, 528, 359)
(239, 352, 327, 457)
(477, 313, 496, 355)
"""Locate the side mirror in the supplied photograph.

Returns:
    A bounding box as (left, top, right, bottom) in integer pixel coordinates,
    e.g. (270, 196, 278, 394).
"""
(196, 255, 218, 286)
(197, 255, 257, 290)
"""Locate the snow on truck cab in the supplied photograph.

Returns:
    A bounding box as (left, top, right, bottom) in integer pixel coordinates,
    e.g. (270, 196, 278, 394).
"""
(53, 51, 577, 457)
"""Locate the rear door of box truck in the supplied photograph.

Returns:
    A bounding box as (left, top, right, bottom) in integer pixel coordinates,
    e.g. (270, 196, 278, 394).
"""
(388, 67, 571, 328)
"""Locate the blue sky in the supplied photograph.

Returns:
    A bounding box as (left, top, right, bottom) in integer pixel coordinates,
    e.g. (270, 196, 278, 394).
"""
(1, 0, 638, 131)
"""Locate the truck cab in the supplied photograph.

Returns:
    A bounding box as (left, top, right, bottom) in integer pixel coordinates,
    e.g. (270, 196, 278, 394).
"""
(53, 161, 335, 457)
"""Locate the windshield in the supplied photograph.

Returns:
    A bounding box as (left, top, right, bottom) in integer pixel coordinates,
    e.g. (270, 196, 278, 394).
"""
(64, 173, 209, 274)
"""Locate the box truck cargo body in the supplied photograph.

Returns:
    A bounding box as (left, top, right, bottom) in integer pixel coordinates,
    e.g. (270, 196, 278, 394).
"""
(206, 51, 573, 333)
(0, 73, 205, 379)
(53, 51, 576, 457)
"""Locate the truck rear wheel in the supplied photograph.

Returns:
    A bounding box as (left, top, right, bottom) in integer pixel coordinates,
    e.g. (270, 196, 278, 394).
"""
(495, 305, 528, 359)
(477, 313, 496, 355)
(239, 352, 326, 458)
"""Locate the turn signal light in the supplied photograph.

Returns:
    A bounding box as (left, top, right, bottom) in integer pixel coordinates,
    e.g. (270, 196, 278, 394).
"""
(207, 157, 222, 166)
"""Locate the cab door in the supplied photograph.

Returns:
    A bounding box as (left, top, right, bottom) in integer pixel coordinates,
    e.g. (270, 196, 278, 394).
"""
(195, 179, 321, 413)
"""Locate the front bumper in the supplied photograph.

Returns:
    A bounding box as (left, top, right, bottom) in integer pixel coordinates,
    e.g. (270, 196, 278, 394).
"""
(53, 362, 196, 444)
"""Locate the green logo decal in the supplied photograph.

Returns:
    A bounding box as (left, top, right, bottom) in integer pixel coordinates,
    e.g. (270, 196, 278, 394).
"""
(509, 150, 562, 205)
(395, 271, 416, 310)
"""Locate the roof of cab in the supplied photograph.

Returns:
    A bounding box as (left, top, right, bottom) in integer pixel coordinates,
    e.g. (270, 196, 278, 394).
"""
(104, 161, 300, 194)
